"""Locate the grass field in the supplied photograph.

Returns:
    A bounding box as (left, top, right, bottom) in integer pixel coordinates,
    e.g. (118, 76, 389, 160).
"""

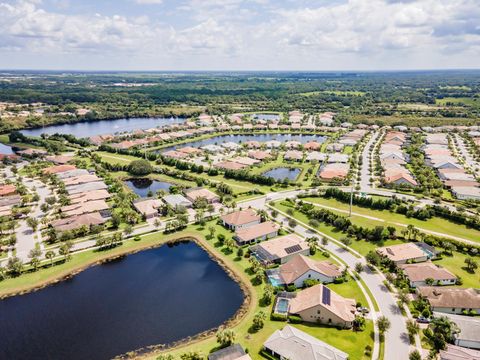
(302, 197, 480, 244)
(436, 97, 480, 108)
(434, 252, 480, 288)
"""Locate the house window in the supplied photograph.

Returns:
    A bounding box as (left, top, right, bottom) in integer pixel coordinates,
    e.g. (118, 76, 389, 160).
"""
(317, 310, 320, 314)
(308, 274, 311, 278)
(452, 308, 455, 312)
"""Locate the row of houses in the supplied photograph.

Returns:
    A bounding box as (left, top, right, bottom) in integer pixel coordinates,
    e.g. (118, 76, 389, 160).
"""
(424, 133, 480, 200)
(0, 183, 21, 217)
(379, 131, 417, 187)
(44, 164, 112, 232)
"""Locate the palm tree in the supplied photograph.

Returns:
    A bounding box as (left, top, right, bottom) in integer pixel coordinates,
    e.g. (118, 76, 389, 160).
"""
(377, 316, 391, 337)
(45, 250, 56, 267)
(406, 319, 419, 343)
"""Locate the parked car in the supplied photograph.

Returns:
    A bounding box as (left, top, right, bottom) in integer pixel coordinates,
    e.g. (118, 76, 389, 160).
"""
(357, 306, 370, 314)
(416, 316, 430, 324)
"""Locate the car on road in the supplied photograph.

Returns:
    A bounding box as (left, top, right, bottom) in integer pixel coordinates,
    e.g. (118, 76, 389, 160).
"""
(416, 316, 430, 324)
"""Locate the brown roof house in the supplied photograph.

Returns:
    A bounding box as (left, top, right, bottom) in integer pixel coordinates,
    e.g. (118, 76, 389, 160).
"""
(0, 184, 16, 197)
(184, 188, 220, 204)
(61, 200, 109, 217)
(263, 325, 348, 360)
(221, 208, 261, 231)
(133, 198, 163, 219)
(417, 287, 480, 315)
(250, 234, 309, 264)
(43, 164, 77, 174)
(399, 262, 457, 288)
(289, 284, 356, 328)
(267, 254, 342, 288)
(234, 221, 279, 245)
(51, 212, 108, 232)
(376, 242, 433, 264)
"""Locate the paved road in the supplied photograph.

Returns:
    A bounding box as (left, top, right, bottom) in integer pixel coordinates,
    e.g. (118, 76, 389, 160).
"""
(15, 177, 52, 261)
(241, 192, 412, 360)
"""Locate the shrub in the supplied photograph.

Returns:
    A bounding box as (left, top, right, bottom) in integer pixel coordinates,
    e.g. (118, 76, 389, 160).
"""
(270, 313, 288, 322)
(127, 159, 153, 176)
(287, 315, 303, 324)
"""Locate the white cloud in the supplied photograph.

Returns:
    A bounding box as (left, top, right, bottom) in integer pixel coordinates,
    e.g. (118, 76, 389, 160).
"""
(0, 0, 479, 70)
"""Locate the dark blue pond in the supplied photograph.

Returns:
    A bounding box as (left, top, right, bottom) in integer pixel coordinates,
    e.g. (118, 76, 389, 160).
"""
(125, 178, 173, 197)
(21, 117, 185, 138)
(0, 241, 244, 360)
(263, 167, 301, 181)
(160, 134, 326, 153)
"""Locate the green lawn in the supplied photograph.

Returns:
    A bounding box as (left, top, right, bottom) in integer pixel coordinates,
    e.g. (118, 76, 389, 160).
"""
(436, 97, 480, 108)
(433, 252, 480, 288)
(303, 197, 480, 244)
(272, 201, 402, 256)
(96, 151, 148, 165)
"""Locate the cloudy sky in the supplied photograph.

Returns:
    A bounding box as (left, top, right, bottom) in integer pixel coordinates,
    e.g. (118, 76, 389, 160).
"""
(0, 0, 479, 70)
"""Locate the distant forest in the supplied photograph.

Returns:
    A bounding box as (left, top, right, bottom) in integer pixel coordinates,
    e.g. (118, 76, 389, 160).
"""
(1, 70, 480, 131)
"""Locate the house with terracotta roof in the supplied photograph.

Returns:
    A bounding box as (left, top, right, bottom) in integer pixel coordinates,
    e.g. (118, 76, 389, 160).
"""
(133, 198, 163, 218)
(289, 284, 356, 327)
(399, 262, 457, 287)
(177, 146, 202, 155)
(303, 141, 321, 151)
(383, 172, 418, 187)
(268, 254, 342, 288)
(43, 164, 77, 174)
(45, 155, 74, 165)
(163, 150, 188, 160)
(221, 208, 261, 231)
(248, 150, 272, 161)
(184, 188, 220, 204)
(417, 287, 480, 315)
(234, 221, 278, 245)
(284, 150, 303, 162)
(250, 234, 309, 264)
(214, 161, 247, 171)
(61, 200, 109, 217)
(0, 184, 16, 197)
(51, 212, 108, 232)
(318, 163, 349, 181)
(69, 189, 111, 204)
(62, 174, 100, 186)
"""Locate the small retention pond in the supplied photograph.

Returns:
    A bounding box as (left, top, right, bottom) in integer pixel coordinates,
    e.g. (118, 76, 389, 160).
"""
(125, 178, 173, 197)
(0, 241, 244, 360)
(263, 167, 301, 181)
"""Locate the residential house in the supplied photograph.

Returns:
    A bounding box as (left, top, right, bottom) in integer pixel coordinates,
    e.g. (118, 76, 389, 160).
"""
(221, 208, 261, 231)
(69, 189, 111, 204)
(0, 184, 16, 197)
(214, 161, 247, 171)
(208, 344, 252, 360)
(61, 200, 109, 217)
(133, 198, 163, 218)
(51, 212, 108, 232)
(289, 284, 356, 328)
(284, 150, 303, 161)
(434, 313, 480, 350)
(250, 234, 309, 264)
(439, 345, 480, 360)
(162, 194, 192, 209)
(263, 325, 348, 360)
(234, 221, 279, 245)
(184, 188, 220, 204)
(268, 254, 342, 287)
(376, 242, 432, 264)
(399, 262, 457, 287)
(66, 181, 108, 195)
(43, 164, 77, 174)
(417, 287, 480, 315)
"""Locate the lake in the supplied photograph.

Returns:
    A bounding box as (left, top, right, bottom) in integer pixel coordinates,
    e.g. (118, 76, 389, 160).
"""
(160, 133, 326, 153)
(20, 117, 185, 138)
(0, 241, 244, 360)
(0, 142, 14, 154)
(125, 178, 173, 197)
(263, 167, 301, 181)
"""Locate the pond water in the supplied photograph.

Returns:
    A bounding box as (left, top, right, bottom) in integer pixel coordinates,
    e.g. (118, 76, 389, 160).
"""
(0, 142, 14, 154)
(20, 117, 185, 138)
(125, 178, 173, 197)
(160, 134, 326, 153)
(252, 113, 280, 121)
(0, 241, 244, 360)
(263, 167, 301, 181)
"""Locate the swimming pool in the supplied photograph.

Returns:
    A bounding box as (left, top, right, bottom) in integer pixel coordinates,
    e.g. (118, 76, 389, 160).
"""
(275, 298, 290, 314)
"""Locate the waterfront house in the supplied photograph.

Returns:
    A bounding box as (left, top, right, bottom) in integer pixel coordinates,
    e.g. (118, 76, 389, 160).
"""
(162, 194, 192, 209)
(250, 234, 309, 264)
(289, 284, 356, 327)
(221, 208, 261, 231)
(184, 188, 220, 204)
(208, 344, 252, 360)
(234, 221, 279, 245)
(263, 325, 348, 360)
(133, 198, 163, 219)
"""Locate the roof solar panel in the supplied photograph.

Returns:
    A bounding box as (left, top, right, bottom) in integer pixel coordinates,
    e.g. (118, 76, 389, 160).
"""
(285, 244, 302, 254)
(322, 286, 331, 306)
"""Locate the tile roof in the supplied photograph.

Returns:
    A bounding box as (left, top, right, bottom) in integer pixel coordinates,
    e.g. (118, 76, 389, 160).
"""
(235, 221, 278, 242)
(221, 208, 260, 226)
(278, 254, 342, 284)
(418, 287, 480, 309)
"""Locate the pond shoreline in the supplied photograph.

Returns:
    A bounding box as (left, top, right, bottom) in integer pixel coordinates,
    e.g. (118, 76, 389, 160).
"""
(0, 234, 252, 360)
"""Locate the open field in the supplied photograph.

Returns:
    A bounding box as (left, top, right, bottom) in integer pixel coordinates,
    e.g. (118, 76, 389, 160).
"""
(302, 197, 480, 244)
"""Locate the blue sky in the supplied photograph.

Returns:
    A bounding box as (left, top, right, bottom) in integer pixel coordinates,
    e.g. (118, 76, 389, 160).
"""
(0, 0, 479, 70)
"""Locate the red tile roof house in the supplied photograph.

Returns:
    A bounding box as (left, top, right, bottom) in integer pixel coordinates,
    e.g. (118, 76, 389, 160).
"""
(303, 141, 321, 151)
(133, 198, 163, 219)
(51, 212, 108, 232)
(288, 284, 356, 328)
(184, 188, 220, 204)
(376, 242, 430, 265)
(234, 221, 279, 245)
(268, 254, 342, 288)
(221, 208, 261, 231)
(248, 150, 272, 161)
(43, 164, 77, 174)
(61, 200, 109, 217)
(162, 150, 189, 160)
(417, 287, 480, 315)
(399, 262, 457, 288)
(214, 161, 247, 171)
(383, 172, 418, 187)
(0, 184, 16, 197)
